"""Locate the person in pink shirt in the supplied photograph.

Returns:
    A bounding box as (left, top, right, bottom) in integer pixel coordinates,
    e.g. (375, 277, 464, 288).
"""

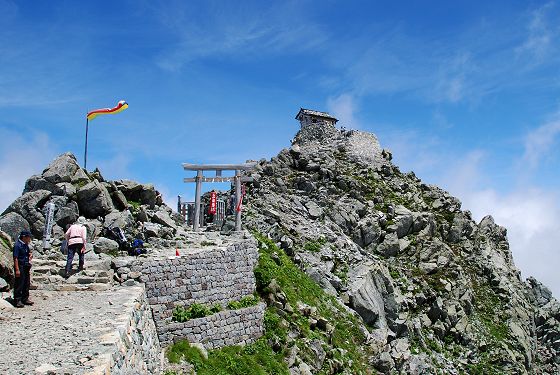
(64, 216, 87, 278)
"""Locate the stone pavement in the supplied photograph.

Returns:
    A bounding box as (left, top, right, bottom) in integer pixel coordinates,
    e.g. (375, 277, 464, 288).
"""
(0, 285, 151, 374)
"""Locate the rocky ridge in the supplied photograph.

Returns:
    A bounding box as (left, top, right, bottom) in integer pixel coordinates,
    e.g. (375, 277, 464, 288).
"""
(0, 152, 183, 288)
(243, 123, 560, 374)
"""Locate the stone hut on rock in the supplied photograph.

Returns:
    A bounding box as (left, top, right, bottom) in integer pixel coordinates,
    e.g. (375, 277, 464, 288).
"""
(295, 108, 338, 129)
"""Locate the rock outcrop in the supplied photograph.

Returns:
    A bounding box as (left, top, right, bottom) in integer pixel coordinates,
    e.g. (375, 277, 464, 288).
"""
(0, 152, 181, 255)
(243, 123, 560, 374)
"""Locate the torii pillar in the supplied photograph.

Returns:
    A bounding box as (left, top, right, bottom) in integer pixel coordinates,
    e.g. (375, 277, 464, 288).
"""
(183, 163, 255, 231)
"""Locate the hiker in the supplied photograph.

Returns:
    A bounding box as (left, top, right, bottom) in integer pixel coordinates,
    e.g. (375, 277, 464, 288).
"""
(64, 216, 87, 278)
(13, 230, 33, 308)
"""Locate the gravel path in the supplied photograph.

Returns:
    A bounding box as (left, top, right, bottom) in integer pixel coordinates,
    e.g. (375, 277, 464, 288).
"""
(0, 286, 143, 375)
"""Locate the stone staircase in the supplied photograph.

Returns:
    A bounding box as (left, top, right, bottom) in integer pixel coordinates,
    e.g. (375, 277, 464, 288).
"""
(31, 258, 114, 291)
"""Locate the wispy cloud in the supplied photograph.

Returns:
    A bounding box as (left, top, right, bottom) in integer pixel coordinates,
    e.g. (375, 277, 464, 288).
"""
(153, 2, 328, 71)
(327, 93, 359, 129)
(516, 2, 557, 64)
(521, 115, 560, 170)
(322, 3, 560, 107)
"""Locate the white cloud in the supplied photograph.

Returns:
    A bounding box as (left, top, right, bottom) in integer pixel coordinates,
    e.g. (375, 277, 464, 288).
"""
(521, 117, 560, 170)
(516, 2, 556, 63)
(327, 93, 359, 129)
(0, 129, 57, 212)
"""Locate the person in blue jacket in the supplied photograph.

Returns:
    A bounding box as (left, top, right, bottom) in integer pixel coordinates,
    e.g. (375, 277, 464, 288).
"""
(13, 230, 34, 308)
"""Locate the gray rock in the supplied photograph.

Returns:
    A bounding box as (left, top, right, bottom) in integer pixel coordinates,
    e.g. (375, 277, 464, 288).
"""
(375, 351, 394, 372)
(71, 168, 90, 184)
(42, 152, 80, 184)
(54, 201, 79, 229)
(115, 180, 159, 208)
(305, 201, 323, 219)
(348, 263, 399, 330)
(152, 210, 177, 230)
(394, 206, 413, 238)
(143, 222, 161, 238)
(77, 180, 114, 218)
(93, 237, 119, 255)
(527, 277, 553, 307)
(135, 205, 150, 222)
(104, 210, 134, 231)
(0, 276, 7, 291)
(0, 212, 30, 241)
(23, 175, 57, 194)
(4, 189, 52, 218)
(377, 233, 400, 257)
(0, 298, 15, 310)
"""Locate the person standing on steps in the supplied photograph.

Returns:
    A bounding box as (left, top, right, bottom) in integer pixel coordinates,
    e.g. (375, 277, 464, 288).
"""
(64, 216, 87, 278)
(13, 230, 33, 308)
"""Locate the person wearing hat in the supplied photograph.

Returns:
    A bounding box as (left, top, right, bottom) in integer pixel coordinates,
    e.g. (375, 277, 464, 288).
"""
(64, 216, 87, 278)
(13, 230, 34, 308)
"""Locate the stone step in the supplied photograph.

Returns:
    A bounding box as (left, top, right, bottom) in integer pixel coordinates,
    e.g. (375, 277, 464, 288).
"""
(31, 269, 114, 291)
(33, 258, 112, 271)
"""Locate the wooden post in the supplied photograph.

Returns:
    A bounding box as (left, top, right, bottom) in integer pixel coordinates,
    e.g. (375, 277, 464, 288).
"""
(235, 169, 241, 231)
(194, 170, 203, 231)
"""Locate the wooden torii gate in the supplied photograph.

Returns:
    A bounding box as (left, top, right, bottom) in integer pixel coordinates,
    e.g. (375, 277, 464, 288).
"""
(183, 163, 255, 232)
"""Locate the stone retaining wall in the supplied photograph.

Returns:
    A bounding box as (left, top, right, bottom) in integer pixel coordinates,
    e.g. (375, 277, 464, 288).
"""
(109, 287, 162, 374)
(158, 303, 266, 348)
(114, 238, 265, 350)
(133, 240, 258, 323)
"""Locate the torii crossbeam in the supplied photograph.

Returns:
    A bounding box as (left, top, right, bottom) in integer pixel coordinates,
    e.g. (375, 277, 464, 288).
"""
(182, 163, 255, 231)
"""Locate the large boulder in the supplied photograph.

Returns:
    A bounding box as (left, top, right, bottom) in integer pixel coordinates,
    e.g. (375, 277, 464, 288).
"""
(115, 180, 160, 208)
(348, 262, 399, 331)
(0, 212, 30, 241)
(152, 209, 177, 230)
(3, 190, 52, 237)
(0, 230, 14, 287)
(77, 180, 114, 218)
(93, 237, 119, 255)
(104, 210, 134, 231)
(54, 201, 79, 229)
(23, 175, 57, 194)
(42, 152, 80, 184)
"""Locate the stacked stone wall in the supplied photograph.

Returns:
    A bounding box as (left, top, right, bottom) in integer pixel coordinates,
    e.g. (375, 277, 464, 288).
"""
(120, 239, 264, 349)
(134, 240, 258, 322)
(110, 288, 162, 374)
(158, 303, 266, 347)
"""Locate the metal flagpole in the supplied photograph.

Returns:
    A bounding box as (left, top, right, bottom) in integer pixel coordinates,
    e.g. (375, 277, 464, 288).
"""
(84, 117, 89, 170)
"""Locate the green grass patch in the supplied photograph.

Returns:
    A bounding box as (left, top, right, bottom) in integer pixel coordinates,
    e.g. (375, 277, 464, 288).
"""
(227, 295, 259, 310)
(129, 200, 141, 210)
(167, 338, 289, 375)
(303, 238, 326, 252)
(253, 233, 372, 374)
(173, 303, 214, 322)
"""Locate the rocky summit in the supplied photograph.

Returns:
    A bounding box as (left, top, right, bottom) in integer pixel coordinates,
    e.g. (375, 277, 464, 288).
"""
(0, 119, 559, 374)
(243, 121, 560, 374)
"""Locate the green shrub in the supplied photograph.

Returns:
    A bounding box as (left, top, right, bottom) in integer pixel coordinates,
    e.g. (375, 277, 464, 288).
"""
(173, 303, 212, 322)
(227, 295, 259, 310)
(303, 238, 326, 252)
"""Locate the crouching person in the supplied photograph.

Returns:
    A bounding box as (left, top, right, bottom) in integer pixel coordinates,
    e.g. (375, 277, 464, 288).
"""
(13, 230, 33, 308)
(64, 216, 87, 278)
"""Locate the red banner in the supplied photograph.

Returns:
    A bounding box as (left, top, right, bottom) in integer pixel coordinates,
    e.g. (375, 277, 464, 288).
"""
(209, 191, 217, 214)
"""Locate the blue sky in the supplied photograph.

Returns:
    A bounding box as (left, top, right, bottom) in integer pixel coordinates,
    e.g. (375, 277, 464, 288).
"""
(1, 0, 559, 295)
